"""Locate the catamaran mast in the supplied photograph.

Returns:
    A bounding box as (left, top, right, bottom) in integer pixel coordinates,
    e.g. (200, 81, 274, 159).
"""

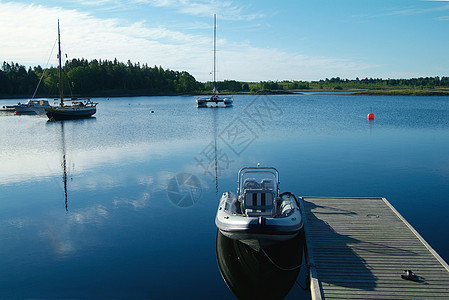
(57, 19, 64, 106)
(213, 14, 216, 94)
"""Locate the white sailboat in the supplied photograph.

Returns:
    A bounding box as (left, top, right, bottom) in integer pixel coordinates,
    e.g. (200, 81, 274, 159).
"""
(45, 20, 98, 121)
(196, 14, 233, 108)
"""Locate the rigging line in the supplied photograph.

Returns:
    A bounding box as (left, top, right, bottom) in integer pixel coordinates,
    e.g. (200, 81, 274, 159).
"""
(31, 38, 58, 99)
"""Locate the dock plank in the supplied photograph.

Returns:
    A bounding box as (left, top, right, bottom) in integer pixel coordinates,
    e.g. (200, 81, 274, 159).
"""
(300, 197, 449, 300)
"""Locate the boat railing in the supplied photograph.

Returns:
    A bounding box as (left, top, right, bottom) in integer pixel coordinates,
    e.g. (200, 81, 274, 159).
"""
(52, 98, 98, 107)
(196, 94, 232, 100)
(237, 166, 279, 196)
(237, 167, 280, 217)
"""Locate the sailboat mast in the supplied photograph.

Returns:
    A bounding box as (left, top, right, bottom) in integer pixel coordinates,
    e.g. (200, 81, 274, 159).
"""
(57, 20, 64, 106)
(213, 14, 216, 93)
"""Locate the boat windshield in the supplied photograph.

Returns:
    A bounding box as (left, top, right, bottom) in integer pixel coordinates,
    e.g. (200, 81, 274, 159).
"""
(237, 167, 279, 197)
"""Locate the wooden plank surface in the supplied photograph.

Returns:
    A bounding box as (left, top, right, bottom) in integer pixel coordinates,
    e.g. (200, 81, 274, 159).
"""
(300, 197, 449, 300)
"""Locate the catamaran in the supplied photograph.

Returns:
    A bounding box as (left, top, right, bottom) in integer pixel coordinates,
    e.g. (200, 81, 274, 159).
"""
(196, 14, 233, 108)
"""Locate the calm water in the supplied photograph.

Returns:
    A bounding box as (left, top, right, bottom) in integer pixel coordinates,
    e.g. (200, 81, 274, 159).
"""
(1, 94, 449, 298)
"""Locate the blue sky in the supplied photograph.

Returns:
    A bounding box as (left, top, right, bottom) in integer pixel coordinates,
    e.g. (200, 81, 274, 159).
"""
(1, 0, 449, 82)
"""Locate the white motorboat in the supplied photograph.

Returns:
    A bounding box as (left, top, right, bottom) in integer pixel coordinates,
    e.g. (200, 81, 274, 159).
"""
(0, 99, 50, 114)
(0, 104, 17, 112)
(215, 165, 303, 250)
(15, 99, 51, 114)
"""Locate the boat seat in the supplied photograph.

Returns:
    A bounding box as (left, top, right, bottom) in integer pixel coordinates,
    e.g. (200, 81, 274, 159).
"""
(261, 179, 274, 190)
(243, 178, 260, 190)
(243, 189, 274, 217)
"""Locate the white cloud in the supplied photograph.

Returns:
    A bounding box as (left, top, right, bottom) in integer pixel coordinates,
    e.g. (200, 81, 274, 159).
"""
(0, 2, 208, 67)
(37, 204, 109, 256)
(0, 1, 374, 82)
(215, 44, 377, 82)
(70, 205, 109, 224)
(4, 217, 29, 229)
(435, 15, 449, 20)
(383, 3, 449, 16)
(138, 0, 264, 21)
(113, 191, 151, 209)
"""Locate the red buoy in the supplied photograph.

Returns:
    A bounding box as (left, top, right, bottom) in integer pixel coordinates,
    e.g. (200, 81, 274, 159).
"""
(367, 113, 375, 120)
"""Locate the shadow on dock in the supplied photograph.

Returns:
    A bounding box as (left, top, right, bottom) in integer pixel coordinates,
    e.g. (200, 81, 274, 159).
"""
(303, 200, 418, 291)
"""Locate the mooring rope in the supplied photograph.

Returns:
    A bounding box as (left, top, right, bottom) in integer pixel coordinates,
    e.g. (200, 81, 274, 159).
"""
(260, 246, 308, 272)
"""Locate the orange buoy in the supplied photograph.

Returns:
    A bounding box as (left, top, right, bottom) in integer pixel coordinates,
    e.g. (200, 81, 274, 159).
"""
(367, 113, 375, 120)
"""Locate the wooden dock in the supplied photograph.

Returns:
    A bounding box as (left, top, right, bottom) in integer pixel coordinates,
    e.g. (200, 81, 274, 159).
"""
(299, 197, 449, 299)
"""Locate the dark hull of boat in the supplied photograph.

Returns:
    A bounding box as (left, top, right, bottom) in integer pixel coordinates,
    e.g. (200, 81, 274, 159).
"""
(46, 108, 96, 121)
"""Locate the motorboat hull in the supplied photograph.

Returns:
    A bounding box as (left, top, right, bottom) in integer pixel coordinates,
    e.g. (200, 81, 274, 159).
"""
(0, 105, 17, 112)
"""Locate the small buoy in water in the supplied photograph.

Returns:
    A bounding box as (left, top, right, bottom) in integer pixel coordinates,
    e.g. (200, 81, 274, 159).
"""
(367, 113, 375, 120)
(151, 110, 154, 113)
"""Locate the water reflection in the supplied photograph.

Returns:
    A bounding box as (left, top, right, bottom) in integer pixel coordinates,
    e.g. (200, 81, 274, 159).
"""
(212, 108, 219, 195)
(60, 121, 69, 211)
(216, 230, 305, 299)
(1, 94, 449, 296)
(46, 118, 98, 211)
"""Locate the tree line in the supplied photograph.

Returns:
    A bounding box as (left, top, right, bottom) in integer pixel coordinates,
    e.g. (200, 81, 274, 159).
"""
(0, 59, 199, 97)
(1, 59, 449, 98)
(201, 77, 449, 93)
(306, 77, 449, 90)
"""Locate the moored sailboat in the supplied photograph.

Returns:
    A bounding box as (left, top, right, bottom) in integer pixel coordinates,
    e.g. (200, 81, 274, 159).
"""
(196, 14, 233, 108)
(45, 20, 97, 121)
(46, 98, 97, 120)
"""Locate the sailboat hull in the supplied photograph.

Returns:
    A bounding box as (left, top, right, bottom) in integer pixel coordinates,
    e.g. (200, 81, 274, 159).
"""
(46, 107, 96, 120)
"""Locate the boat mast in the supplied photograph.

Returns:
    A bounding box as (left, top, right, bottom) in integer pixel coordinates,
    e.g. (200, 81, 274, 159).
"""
(57, 19, 64, 106)
(213, 14, 216, 94)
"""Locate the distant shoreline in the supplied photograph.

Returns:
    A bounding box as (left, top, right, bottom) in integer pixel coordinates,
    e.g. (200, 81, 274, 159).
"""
(2, 89, 449, 100)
